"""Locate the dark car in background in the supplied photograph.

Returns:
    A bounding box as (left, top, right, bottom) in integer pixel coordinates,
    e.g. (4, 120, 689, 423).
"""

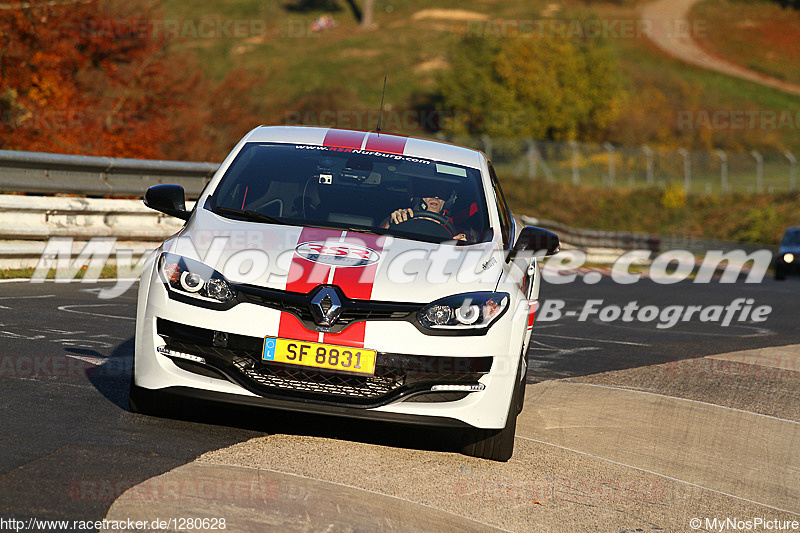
(776, 226, 800, 280)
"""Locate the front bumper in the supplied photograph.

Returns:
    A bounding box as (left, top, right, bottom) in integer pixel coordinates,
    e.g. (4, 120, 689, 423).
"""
(134, 263, 526, 429)
(156, 317, 492, 409)
(131, 385, 473, 428)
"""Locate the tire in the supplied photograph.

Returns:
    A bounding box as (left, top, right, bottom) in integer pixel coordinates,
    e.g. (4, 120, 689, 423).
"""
(460, 359, 524, 462)
(775, 265, 786, 280)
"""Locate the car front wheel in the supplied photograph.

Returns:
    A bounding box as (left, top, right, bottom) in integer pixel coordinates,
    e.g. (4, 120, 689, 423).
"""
(460, 358, 524, 462)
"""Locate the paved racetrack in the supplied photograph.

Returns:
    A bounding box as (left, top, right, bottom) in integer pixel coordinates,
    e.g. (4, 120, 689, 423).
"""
(1, 273, 799, 531)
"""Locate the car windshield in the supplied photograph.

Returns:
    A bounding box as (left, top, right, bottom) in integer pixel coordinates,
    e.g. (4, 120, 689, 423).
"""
(209, 142, 492, 244)
(781, 229, 800, 246)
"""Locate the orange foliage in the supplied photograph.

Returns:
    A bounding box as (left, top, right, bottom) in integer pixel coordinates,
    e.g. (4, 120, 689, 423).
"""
(0, 0, 263, 160)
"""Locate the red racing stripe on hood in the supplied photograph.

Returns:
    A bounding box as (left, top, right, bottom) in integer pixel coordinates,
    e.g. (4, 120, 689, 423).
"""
(277, 229, 387, 348)
(277, 227, 342, 342)
(325, 233, 387, 348)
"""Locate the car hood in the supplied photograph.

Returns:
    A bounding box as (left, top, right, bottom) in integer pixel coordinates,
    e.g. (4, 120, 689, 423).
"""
(161, 209, 504, 304)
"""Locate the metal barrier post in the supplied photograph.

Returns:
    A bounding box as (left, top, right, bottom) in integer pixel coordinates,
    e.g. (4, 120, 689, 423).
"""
(715, 149, 728, 194)
(751, 150, 763, 193)
(603, 142, 615, 187)
(786, 151, 797, 192)
(678, 148, 691, 194)
(481, 135, 492, 161)
(642, 145, 654, 187)
(569, 140, 580, 185)
(526, 139, 535, 180)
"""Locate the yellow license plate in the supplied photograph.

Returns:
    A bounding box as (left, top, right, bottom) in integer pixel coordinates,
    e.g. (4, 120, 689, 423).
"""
(261, 337, 376, 376)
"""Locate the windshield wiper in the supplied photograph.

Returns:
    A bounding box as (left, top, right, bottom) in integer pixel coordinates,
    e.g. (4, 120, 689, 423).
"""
(213, 206, 284, 225)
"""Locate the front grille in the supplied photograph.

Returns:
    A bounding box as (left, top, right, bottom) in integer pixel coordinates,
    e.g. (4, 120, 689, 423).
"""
(238, 284, 418, 333)
(157, 318, 491, 407)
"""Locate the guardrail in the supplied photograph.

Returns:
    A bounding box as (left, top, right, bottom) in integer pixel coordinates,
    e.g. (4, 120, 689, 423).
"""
(0, 195, 188, 241)
(523, 216, 771, 257)
(0, 195, 191, 270)
(522, 216, 661, 252)
(0, 149, 217, 198)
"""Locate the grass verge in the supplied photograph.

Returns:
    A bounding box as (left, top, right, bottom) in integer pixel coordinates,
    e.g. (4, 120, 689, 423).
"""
(502, 176, 798, 245)
(0, 265, 123, 280)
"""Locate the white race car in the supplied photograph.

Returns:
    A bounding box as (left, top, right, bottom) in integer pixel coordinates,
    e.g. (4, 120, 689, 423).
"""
(132, 126, 559, 461)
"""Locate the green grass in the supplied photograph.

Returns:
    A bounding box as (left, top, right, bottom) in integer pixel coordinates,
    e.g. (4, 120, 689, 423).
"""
(501, 176, 799, 245)
(0, 265, 122, 280)
(163, 0, 505, 110)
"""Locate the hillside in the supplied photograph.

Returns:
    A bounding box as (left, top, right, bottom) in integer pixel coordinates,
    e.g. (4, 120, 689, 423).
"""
(162, 0, 800, 154)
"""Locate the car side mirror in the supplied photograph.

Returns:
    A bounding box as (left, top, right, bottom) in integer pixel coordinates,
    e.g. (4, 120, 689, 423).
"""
(144, 184, 190, 220)
(512, 226, 560, 257)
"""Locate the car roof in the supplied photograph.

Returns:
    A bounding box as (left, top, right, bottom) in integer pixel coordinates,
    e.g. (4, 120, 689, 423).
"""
(243, 126, 486, 169)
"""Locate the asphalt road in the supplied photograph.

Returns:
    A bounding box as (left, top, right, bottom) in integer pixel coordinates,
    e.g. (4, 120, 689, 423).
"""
(528, 273, 800, 382)
(0, 274, 798, 528)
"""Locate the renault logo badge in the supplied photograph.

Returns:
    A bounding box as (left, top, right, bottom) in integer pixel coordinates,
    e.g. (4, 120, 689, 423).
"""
(310, 287, 343, 327)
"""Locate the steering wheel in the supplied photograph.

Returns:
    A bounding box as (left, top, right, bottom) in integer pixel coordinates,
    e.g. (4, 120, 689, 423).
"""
(391, 209, 457, 237)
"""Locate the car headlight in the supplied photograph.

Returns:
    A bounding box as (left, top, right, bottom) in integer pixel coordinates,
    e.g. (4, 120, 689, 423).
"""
(784, 252, 795, 264)
(158, 253, 236, 304)
(418, 292, 509, 330)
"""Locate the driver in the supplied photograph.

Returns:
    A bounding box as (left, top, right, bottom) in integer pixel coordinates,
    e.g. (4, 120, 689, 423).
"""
(384, 182, 467, 241)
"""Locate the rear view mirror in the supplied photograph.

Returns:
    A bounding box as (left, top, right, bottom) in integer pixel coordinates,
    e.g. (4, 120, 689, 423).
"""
(513, 226, 560, 256)
(144, 184, 190, 220)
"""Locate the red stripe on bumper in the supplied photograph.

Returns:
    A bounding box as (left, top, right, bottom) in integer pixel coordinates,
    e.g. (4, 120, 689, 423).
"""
(322, 321, 367, 348)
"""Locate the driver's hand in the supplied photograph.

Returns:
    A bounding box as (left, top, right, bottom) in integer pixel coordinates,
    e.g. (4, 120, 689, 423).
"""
(454, 233, 467, 241)
(390, 208, 414, 225)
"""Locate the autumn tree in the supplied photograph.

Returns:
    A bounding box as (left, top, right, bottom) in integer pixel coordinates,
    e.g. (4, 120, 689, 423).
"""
(0, 0, 263, 161)
(438, 34, 625, 140)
